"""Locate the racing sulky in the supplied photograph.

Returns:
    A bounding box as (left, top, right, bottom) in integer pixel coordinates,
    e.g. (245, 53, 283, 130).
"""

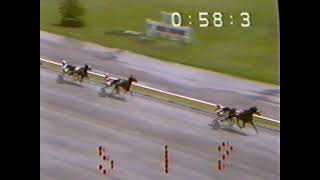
(210, 105, 238, 129)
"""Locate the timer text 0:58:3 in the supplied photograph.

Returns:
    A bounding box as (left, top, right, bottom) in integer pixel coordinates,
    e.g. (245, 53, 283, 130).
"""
(170, 12, 251, 28)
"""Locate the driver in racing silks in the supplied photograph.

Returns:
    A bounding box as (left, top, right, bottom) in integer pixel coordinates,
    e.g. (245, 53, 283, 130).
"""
(104, 73, 121, 86)
(216, 105, 233, 116)
(215, 105, 237, 122)
(62, 60, 76, 75)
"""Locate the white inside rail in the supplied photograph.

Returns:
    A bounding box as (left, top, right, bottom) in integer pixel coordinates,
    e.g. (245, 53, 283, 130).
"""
(40, 58, 280, 124)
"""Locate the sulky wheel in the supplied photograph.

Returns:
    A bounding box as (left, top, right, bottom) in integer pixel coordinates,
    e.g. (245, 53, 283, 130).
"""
(98, 87, 107, 97)
(56, 74, 64, 83)
(213, 119, 221, 129)
(211, 118, 221, 129)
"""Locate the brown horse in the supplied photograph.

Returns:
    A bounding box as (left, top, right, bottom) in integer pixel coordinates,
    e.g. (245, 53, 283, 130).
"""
(235, 107, 260, 134)
(111, 75, 137, 95)
(227, 107, 260, 134)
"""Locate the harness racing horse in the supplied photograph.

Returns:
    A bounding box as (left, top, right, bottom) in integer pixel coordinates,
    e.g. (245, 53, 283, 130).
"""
(61, 60, 91, 82)
(73, 64, 91, 82)
(225, 107, 260, 134)
(111, 75, 137, 95)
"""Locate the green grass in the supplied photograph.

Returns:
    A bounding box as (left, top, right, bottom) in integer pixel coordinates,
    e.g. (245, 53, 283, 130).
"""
(40, 0, 279, 84)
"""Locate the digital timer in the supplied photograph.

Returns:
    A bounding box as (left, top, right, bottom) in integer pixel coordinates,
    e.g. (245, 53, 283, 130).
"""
(171, 12, 251, 28)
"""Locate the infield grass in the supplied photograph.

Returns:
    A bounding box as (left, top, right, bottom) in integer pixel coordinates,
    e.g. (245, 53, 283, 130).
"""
(40, 0, 279, 85)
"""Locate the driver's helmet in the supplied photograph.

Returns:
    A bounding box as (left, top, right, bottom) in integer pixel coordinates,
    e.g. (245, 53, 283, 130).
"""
(62, 60, 67, 65)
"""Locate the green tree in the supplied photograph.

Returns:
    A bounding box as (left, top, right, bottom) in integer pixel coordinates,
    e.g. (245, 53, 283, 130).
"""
(59, 0, 85, 27)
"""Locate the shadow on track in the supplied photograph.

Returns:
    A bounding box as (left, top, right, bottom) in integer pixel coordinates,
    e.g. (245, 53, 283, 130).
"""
(107, 93, 127, 102)
(58, 79, 85, 88)
(209, 124, 249, 136)
(220, 127, 248, 136)
(98, 89, 127, 102)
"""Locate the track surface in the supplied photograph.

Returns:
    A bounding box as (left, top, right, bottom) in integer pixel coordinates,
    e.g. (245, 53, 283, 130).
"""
(40, 31, 280, 120)
(40, 68, 279, 180)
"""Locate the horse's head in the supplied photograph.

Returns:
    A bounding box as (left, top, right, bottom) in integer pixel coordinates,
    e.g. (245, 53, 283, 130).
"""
(250, 106, 260, 115)
(129, 75, 138, 83)
(84, 64, 92, 71)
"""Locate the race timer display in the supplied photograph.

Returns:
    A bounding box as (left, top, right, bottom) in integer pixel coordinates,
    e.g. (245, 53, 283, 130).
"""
(170, 12, 251, 28)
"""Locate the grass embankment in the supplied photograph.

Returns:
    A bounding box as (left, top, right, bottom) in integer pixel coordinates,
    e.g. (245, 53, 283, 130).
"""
(41, 0, 279, 84)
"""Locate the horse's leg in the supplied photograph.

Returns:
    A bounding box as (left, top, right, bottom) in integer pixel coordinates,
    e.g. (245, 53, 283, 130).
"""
(74, 74, 78, 81)
(237, 119, 243, 130)
(236, 119, 241, 128)
(80, 75, 83, 82)
(242, 121, 246, 128)
(116, 86, 120, 94)
(79, 73, 83, 82)
(228, 117, 235, 128)
(250, 120, 259, 134)
(111, 86, 116, 94)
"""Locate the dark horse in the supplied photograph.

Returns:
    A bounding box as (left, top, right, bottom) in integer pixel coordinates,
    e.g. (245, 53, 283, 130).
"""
(225, 107, 260, 134)
(111, 75, 137, 95)
(73, 64, 91, 82)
